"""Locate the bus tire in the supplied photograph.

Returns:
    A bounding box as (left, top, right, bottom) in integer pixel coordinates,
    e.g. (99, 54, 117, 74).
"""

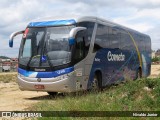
(92, 72, 103, 91)
(136, 67, 142, 80)
(47, 92, 58, 96)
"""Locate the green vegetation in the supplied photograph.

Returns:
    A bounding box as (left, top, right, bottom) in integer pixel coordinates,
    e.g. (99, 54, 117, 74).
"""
(30, 78, 160, 120)
(1, 73, 159, 119)
(152, 57, 160, 62)
(0, 56, 10, 59)
(0, 73, 17, 83)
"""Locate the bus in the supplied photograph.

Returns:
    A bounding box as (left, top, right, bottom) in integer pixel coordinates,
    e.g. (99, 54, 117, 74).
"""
(9, 16, 151, 95)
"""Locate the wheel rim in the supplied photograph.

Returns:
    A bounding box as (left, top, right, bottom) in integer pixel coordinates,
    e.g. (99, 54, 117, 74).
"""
(92, 76, 98, 89)
(138, 69, 142, 79)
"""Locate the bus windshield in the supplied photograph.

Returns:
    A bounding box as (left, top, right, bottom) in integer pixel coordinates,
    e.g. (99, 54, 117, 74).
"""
(19, 25, 74, 68)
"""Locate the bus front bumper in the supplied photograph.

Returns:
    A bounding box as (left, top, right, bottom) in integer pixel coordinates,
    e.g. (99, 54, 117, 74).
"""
(17, 74, 76, 93)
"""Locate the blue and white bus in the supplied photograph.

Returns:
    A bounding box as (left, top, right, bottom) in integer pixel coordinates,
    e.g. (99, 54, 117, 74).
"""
(9, 16, 151, 95)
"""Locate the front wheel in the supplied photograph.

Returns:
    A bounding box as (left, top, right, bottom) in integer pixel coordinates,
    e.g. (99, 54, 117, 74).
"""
(136, 68, 142, 80)
(47, 92, 58, 96)
(91, 72, 103, 91)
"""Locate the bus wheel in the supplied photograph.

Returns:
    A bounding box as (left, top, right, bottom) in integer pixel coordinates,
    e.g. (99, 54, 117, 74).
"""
(92, 72, 103, 91)
(136, 68, 142, 80)
(47, 92, 58, 96)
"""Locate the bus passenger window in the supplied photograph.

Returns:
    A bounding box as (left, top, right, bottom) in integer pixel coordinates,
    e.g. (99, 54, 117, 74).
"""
(74, 32, 85, 62)
(93, 24, 109, 52)
(110, 28, 119, 49)
(76, 37, 84, 59)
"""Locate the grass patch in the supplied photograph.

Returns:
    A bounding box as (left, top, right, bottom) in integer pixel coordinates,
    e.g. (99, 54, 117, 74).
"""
(30, 78, 160, 119)
(0, 72, 17, 83)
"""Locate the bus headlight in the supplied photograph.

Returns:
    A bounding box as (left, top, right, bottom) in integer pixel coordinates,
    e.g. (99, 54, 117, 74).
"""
(57, 74, 68, 80)
(62, 74, 68, 79)
(19, 73, 25, 79)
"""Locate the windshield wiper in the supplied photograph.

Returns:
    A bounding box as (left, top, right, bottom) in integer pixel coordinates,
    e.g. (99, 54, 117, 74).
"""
(26, 56, 33, 70)
(40, 39, 54, 69)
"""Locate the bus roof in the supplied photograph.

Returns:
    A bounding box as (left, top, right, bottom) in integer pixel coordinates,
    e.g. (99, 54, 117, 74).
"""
(28, 15, 149, 37)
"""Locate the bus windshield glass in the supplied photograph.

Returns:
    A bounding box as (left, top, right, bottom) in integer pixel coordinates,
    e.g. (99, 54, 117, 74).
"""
(19, 25, 74, 68)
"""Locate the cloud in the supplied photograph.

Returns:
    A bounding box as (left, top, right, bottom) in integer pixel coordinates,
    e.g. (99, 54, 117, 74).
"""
(0, 0, 160, 57)
(113, 16, 154, 33)
(62, 0, 160, 9)
(126, 0, 160, 9)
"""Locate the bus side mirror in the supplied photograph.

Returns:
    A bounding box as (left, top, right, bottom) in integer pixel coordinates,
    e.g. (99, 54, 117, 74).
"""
(68, 27, 87, 45)
(9, 30, 24, 47)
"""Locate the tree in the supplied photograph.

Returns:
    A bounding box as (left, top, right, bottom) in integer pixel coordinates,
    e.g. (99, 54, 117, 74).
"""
(152, 57, 160, 62)
(0, 56, 10, 59)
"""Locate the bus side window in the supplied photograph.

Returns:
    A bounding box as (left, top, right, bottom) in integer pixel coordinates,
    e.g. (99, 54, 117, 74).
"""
(117, 29, 121, 49)
(93, 24, 109, 52)
(74, 31, 85, 62)
(120, 30, 131, 51)
(110, 28, 119, 49)
(77, 22, 94, 56)
(77, 22, 95, 42)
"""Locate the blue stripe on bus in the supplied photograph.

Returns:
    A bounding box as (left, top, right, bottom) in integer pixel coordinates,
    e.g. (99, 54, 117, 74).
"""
(18, 67, 74, 78)
(87, 48, 140, 89)
(28, 19, 76, 27)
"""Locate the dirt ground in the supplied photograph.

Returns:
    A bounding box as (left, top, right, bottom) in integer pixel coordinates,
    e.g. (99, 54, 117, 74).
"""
(149, 65, 160, 78)
(0, 65, 160, 111)
(0, 82, 47, 111)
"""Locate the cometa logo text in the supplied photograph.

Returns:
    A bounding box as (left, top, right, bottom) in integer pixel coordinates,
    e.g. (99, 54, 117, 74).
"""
(107, 51, 125, 61)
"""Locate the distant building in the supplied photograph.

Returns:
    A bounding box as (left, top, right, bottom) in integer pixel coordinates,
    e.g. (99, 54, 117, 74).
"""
(152, 51, 156, 58)
(155, 49, 160, 57)
(2, 61, 11, 72)
(1, 59, 10, 62)
(0, 58, 18, 72)
(11, 58, 18, 72)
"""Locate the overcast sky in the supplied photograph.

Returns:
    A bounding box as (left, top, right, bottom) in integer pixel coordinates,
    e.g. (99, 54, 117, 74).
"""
(0, 0, 160, 57)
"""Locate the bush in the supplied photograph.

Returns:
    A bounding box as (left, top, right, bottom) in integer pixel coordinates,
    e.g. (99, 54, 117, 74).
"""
(145, 78, 157, 89)
(152, 57, 160, 62)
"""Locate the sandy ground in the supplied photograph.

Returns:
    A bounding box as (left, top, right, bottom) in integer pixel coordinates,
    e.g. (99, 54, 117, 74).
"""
(0, 65, 160, 111)
(149, 64, 160, 78)
(0, 82, 47, 111)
